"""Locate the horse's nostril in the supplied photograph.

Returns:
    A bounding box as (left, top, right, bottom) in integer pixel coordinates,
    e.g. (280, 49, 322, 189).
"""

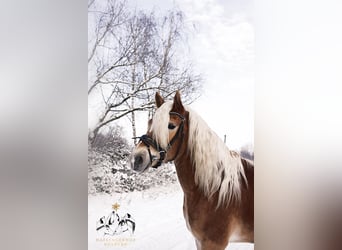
(134, 155, 143, 165)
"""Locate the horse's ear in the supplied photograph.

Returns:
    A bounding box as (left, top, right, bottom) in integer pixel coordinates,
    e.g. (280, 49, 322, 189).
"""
(172, 91, 184, 112)
(155, 92, 164, 108)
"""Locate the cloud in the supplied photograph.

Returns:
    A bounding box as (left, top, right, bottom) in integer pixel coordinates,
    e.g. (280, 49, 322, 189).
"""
(176, 0, 255, 148)
(178, 0, 254, 76)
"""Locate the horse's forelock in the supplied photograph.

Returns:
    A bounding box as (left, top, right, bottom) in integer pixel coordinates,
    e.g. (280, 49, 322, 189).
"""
(149, 101, 173, 149)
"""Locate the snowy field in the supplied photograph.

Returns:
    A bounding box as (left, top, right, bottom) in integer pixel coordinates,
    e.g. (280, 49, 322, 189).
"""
(88, 183, 254, 250)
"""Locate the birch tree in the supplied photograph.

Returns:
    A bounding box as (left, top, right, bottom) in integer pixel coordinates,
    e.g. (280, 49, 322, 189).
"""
(88, 0, 202, 142)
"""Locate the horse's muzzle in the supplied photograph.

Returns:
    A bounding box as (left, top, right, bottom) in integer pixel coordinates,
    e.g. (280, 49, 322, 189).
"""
(133, 154, 144, 170)
(130, 149, 151, 172)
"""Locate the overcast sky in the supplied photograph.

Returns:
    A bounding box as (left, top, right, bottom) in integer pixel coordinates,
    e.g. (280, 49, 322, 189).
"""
(89, 0, 254, 150)
(175, 0, 254, 150)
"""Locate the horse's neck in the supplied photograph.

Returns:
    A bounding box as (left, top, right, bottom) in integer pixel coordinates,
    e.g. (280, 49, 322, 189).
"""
(173, 121, 198, 195)
(174, 151, 197, 195)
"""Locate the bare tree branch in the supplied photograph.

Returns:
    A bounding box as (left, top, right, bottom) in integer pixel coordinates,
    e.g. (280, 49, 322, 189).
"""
(88, 1, 202, 141)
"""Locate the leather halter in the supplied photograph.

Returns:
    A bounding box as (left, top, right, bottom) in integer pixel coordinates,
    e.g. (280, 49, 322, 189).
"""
(133, 112, 185, 168)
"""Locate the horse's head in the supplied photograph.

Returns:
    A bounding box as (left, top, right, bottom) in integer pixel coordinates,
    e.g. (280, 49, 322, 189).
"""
(130, 91, 188, 172)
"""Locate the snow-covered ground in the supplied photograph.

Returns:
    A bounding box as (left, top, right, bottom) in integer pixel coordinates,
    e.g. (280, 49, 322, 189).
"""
(88, 183, 254, 250)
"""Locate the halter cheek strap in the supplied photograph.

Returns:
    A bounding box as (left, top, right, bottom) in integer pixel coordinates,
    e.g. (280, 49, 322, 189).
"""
(133, 112, 185, 168)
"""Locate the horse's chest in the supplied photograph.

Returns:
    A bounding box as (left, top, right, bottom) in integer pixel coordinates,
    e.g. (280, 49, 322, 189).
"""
(183, 207, 203, 242)
(182, 198, 206, 239)
(182, 198, 192, 230)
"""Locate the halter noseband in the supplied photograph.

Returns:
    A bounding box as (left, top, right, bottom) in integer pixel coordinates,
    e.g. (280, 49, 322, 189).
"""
(133, 112, 185, 168)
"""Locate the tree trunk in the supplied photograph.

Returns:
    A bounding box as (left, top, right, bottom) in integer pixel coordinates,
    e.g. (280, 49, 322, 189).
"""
(131, 106, 137, 145)
(131, 53, 137, 145)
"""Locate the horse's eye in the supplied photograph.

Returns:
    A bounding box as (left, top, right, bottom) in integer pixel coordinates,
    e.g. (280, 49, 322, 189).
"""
(168, 123, 176, 130)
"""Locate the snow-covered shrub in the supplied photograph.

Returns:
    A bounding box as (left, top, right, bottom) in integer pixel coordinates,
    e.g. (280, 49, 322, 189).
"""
(90, 126, 130, 164)
(88, 136, 178, 195)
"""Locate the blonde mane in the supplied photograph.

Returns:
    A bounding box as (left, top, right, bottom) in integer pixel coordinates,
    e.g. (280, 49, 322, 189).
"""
(150, 101, 247, 206)
(187, 108, 246, 206)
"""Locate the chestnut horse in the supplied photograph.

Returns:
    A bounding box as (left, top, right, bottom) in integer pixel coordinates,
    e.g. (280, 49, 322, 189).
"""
(131, 91, 254, 250)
